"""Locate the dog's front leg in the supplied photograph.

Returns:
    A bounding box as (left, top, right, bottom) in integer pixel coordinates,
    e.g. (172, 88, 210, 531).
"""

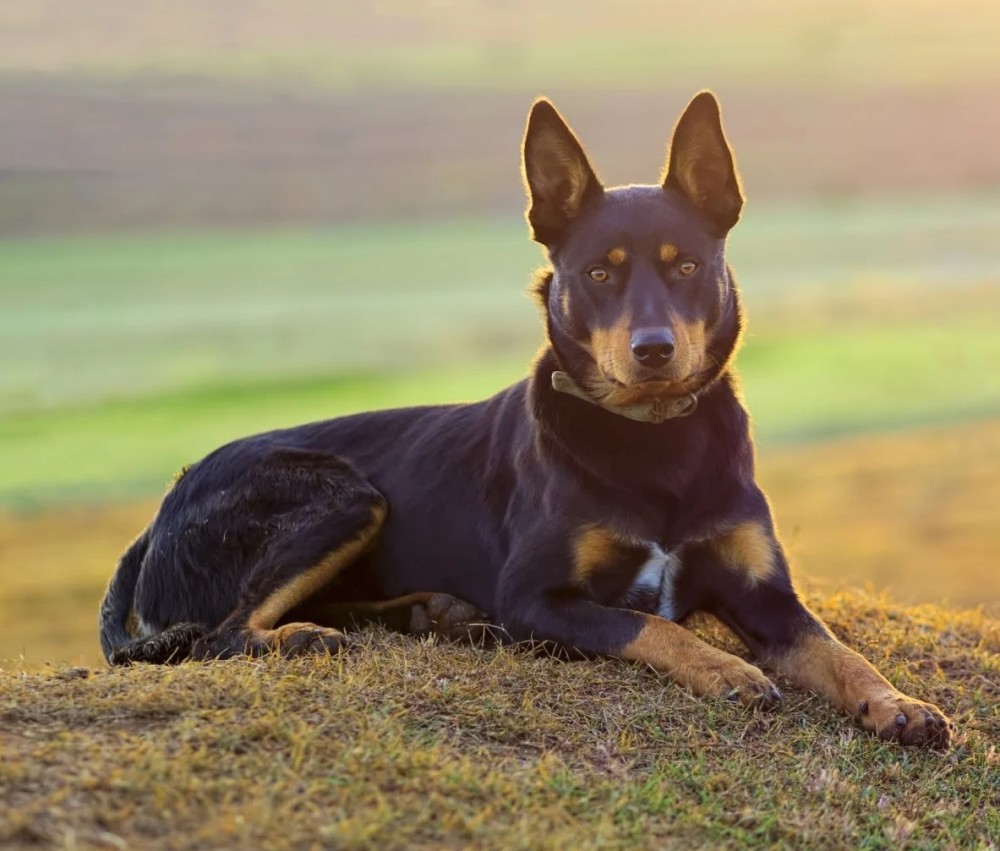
(686, 511, 952, 748)
(498, 582, 781, 707)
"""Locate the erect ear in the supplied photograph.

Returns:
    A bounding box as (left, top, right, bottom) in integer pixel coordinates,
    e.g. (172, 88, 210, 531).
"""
(521, 98, 603, 247)
(661, 91, 744, 235)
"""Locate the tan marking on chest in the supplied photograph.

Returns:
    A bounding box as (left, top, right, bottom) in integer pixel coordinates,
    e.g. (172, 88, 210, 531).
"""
(572, 525, 649, 596)
(710, 521, 775, 582)
(573, 525, 622, 583)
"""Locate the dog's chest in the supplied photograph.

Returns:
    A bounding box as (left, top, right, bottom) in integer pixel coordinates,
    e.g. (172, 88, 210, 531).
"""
(614, 543, 684, 621)
(577, 531, 684, 621)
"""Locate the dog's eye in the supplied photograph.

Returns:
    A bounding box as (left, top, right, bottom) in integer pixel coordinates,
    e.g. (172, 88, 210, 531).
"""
(588, 267, 610, 283)
(678, 260, 699, 277)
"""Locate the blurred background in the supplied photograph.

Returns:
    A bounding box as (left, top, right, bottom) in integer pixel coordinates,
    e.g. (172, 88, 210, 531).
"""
(1, 0, 998, 668)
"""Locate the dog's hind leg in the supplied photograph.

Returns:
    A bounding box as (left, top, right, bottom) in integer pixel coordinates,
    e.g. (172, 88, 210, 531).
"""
(187, 456, 388, 661)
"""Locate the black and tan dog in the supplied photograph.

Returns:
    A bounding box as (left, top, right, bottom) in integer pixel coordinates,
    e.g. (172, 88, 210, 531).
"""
(100, 92, 951, 748)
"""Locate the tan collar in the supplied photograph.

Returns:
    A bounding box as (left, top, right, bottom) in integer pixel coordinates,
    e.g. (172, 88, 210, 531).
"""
(550, 371, 698, 424)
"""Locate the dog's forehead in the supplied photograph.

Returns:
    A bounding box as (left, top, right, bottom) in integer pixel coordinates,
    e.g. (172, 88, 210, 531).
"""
(562, 185, 721, 258)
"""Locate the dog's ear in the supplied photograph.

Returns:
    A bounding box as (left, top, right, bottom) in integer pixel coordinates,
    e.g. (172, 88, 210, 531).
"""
(522, 98, 603, 246)
(661, 91, 743, 235)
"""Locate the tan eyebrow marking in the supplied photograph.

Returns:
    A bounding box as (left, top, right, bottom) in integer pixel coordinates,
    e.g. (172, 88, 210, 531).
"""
(660, 243, 679, 263)
(607, 247, 627, 266)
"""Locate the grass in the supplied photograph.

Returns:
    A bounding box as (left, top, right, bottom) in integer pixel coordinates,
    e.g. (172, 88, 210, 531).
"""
(3, 201, 999, 508)
(1, 590, 997, 849)
(0, 220, 539, 413)
(4, 198, 1000, 414)
(2, 315, 999, 510)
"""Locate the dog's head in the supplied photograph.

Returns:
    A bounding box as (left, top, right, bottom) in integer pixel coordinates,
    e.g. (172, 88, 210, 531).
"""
(523, 92, 744, 411)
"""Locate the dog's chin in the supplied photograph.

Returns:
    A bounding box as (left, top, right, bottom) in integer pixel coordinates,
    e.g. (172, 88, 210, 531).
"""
(592, 371, 690, 407)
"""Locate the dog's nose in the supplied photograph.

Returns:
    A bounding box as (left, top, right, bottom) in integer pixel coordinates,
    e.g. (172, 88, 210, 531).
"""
(630, 328, 675, 367)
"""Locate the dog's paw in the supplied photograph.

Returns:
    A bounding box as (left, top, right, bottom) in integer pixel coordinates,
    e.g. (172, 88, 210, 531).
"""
(110, 622, 207, 665)
(692, 653, 784, 710)
(410, 593, 496, 644)
(194, 623, 348, 660)
(856, 691, 951, 749)
(267, 623, 347, 658)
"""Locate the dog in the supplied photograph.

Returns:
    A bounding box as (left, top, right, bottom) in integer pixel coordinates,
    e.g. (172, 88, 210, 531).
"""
(100, 91, 951, 748)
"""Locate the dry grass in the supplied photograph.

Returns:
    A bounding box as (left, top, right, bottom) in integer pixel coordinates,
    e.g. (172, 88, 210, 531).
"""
(1, 591, 997, 850)
(764, 418, 1000, 611)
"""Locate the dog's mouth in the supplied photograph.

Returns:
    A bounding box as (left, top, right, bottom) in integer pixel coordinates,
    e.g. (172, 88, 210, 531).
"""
(593, 369, 692, 407)
(599, 355, 705, 390)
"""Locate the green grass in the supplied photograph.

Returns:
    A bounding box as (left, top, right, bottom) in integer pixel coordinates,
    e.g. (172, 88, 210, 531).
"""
(0, 220, 540, 413)
(739, 316, 1000, 439)
(2, 591, 997, 849)
(2, 200, 1000, 508)
(2, 314, 999, 510)
(4, 197, 999, 416)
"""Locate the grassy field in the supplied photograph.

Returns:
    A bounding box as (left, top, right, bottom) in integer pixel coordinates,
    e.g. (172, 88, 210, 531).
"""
(3, 201, 999, 507)
(5, 197, 999, 416)
(2, 591, 998, 849)
(3, 313, 999, 510)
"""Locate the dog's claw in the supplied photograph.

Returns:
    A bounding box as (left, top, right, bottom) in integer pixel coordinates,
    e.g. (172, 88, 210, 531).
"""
(754, 684, 783, 711)
(718, 680, 782, 710)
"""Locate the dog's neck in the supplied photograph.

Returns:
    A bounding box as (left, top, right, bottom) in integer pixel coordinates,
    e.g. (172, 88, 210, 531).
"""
(549, 370, 698, 423)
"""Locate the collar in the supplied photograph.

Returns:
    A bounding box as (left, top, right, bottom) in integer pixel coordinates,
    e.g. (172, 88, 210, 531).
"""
(550, 371, 698, 424)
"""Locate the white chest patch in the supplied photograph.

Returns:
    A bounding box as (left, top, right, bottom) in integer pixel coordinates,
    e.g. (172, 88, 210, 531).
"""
(627, 543, 682, 621)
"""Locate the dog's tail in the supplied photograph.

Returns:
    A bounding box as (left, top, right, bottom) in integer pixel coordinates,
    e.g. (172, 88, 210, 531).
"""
(98, 528, 150, 663)
(99, 528, 207, 666)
